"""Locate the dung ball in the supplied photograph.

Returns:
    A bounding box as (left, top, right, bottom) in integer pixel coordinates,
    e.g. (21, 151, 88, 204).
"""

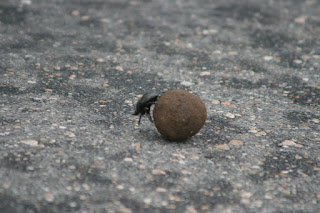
(153, 89, 207, 141)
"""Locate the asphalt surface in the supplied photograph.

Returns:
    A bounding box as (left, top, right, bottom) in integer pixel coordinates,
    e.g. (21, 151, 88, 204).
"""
(0, 0, 320, 212)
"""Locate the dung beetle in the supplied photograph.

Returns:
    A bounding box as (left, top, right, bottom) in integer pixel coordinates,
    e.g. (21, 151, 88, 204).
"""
(132, 91, 161, 125)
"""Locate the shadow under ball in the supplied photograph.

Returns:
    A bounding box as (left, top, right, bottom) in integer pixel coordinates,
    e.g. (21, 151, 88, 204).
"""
(153, 90, 207, 141)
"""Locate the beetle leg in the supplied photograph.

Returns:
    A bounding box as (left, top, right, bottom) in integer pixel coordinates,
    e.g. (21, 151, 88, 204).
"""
(138, 110, 146, 125)
(145, 107, 153, 123)
(147, 112, 153, 123)
(138, 115, 142, 125)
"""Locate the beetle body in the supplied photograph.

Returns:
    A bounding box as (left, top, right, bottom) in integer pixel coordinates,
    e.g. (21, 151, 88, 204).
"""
(133, 91, 160, 125)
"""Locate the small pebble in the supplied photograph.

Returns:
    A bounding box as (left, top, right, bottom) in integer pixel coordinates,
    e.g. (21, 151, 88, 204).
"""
(294, 15, 307, 24)
(114, 66, 124, 71)
(20, 140, 38, 147)
(21, 0, 32, 5)
(168, 195, 182, 202)
(69, 74, 76, 80)
(255, 131, 267, 136)
(200, 71, 210, 76)
(81, 16, 90, 20)
(185, 206, 198, 213)
(248, 128, 258, 133)
(44, 192, 55, 202)
(221, 101, 231, 106)
(64, 131, 76, 138)
(71, 10, 80, 16)
(225, 112, 235, 118)
(69, 202, 77, 208)
(202, 29, 218, 35)
(156, 187, 167, 192)
(116, 185, 124, 190)
(143, 198, 152, 204)
(124, 157, 133, 162)
(229, 139, 245, 146)
(263, 56, 273, 61)
(152, 169, 166, 175)
(180, 81, 194, 86)
(118, 208, 133, 213)
(212, 99, 220, 104)
(96, 58, 105, 62)
(279, 140, 303, 148)
(215, 144, 230, 150)
(201, 205, 210, 210)
(293, 59, 303, 64)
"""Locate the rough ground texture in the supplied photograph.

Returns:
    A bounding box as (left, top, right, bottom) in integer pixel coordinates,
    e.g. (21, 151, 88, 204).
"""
(0, 0, 319, 212)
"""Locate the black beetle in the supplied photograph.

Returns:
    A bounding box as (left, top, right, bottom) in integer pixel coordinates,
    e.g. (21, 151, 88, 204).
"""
(132, 91, 161, 125)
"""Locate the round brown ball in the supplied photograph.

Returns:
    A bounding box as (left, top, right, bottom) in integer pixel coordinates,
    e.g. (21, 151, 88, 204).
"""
(153, 90, 207, 141)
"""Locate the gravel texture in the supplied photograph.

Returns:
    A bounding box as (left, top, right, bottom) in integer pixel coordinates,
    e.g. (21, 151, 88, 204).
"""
(0, 0, 319, 212)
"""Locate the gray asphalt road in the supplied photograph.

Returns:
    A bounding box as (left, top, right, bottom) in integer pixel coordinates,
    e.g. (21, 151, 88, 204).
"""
(0, 0, 319, 212)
